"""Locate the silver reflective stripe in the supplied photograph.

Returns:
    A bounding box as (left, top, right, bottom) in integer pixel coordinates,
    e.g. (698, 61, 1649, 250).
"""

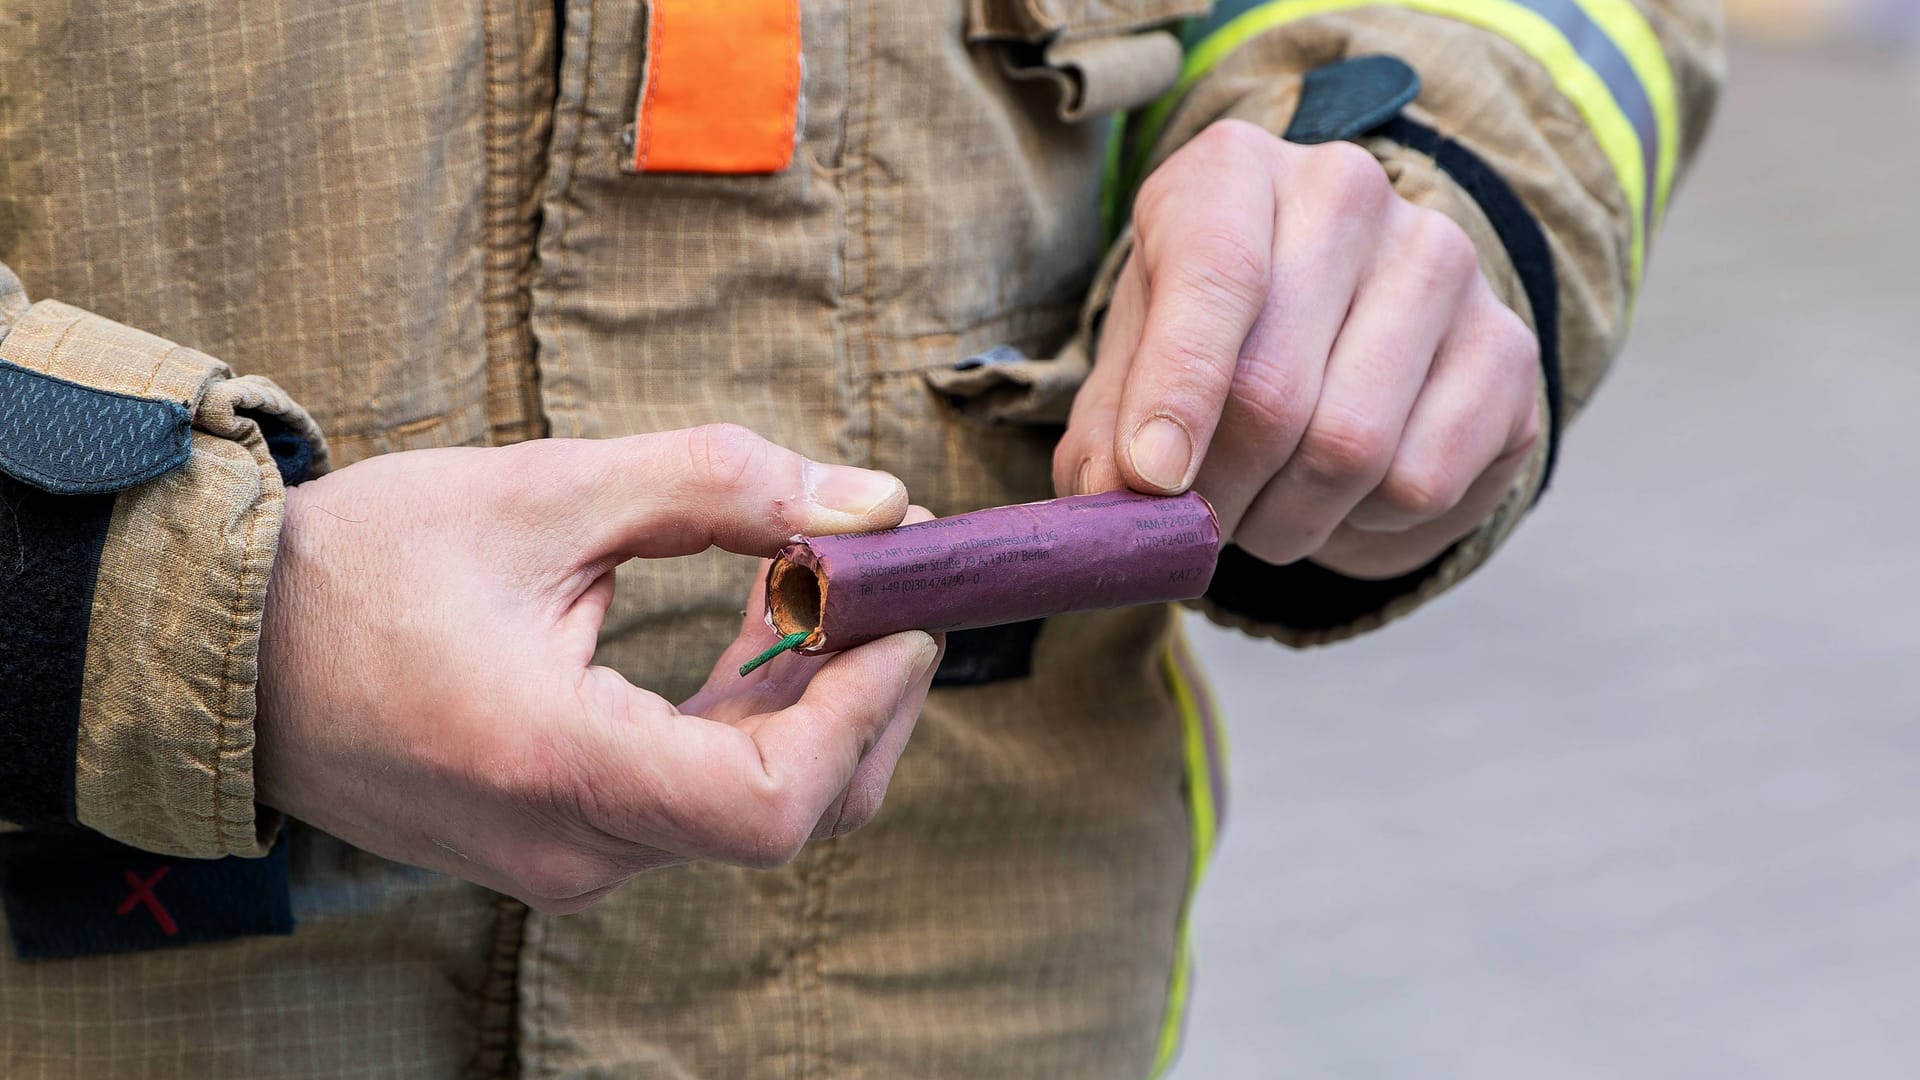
(1514, 0, 1661, 234)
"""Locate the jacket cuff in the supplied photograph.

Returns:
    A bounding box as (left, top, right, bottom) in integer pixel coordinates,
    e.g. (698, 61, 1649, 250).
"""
(0, 296, 328, 857)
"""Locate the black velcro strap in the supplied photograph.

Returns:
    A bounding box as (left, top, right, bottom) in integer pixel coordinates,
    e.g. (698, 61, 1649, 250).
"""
(0, 360, 192, 495)
(0, 477, 112, 828)
(1283, 55, 1421, 146)
(1, 828, 296, 960)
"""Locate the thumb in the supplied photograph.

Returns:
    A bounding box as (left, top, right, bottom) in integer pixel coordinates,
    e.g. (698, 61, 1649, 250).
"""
(567, 424, 908, 562)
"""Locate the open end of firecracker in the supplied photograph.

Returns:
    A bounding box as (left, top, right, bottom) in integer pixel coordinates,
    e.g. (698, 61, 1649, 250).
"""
(767, 554, 826, 648)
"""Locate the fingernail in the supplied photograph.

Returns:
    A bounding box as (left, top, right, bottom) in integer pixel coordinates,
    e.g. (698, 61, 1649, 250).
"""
(1074, 458, 1097, 496)
(914, 633, 940, 679)
(806, 462, 904, 519)
(1127, 416, 1193, 492)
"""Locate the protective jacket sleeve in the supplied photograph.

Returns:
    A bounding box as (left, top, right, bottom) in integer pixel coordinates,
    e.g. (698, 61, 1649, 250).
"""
(1097, 0, 1723, 646)
(0, 260, 328, 858)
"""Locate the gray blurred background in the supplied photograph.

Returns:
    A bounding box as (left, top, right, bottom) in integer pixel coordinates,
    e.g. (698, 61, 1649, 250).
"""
(1174, 16, 1920, 1080)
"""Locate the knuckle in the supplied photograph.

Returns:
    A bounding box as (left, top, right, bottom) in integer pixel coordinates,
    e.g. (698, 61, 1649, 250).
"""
(735, 810, 812, 870)
(1488, 307, 1541, 371)
(1177, 227, 1271, 308)
(722, 773, 817, 870)
(1405, 208, 1480, 281)
(1149, 338, 1239, 403)
(1305, 141, 1390, 212)
(1378, 460, 1464, 520)
(1195, 118, 1278, 162)
(1229, 355, 1308, 438)
(1297, 407, 1395, 485)
(685, 423, 769, 496)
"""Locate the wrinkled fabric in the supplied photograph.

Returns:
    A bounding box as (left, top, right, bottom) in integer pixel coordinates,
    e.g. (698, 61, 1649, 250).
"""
(0, 0, 1721, 1075)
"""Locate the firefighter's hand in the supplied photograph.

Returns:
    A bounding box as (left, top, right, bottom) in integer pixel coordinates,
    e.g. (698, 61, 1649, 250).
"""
(255, 425, 939, 913)
(1054, 120, 1542, 579)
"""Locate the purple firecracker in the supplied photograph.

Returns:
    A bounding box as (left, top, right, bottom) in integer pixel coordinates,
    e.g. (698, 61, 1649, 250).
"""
(765, 490, 1221, 654)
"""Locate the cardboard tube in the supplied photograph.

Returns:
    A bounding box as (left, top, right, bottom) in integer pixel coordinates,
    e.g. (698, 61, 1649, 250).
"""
(766, 490, 1220, 654)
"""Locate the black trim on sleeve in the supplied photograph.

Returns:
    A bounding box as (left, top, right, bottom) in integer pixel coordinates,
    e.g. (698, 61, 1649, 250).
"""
(1204, 543, 1449, 635)
(0, 477, 113, 828)
(249, 413, 316, 487)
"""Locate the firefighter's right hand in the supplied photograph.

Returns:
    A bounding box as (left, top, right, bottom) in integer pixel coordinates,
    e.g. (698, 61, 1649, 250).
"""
(253, 424, 938, 913)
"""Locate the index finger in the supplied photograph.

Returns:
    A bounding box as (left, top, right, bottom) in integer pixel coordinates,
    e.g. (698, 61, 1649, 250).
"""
(1117, 126, 1277, 494)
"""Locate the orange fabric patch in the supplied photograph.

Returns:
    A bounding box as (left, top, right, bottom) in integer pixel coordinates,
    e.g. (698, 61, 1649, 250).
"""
(631, 0, 802, 174)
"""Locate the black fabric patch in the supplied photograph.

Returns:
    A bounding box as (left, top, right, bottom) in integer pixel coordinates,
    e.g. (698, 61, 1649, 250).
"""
(1372, 114, 1565, 495)
(933, 618, 1046, 687)
(1283, 55, 1421, 146)
(0, 828, 296, 960)
(0, 476, 113, 828)
(1205, 544, 1449, 634)
(0, 360, 192, 495)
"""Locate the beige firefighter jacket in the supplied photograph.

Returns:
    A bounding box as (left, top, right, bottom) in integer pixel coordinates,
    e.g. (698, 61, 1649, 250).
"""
(0, 0, 1720, 1076)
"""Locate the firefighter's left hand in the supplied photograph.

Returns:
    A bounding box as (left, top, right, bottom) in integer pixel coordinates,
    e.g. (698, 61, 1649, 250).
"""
(1053, 119, 1542, 579)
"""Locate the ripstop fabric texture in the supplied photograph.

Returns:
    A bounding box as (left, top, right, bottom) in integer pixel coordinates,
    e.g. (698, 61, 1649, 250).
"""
(0, 0, 1722, 1075)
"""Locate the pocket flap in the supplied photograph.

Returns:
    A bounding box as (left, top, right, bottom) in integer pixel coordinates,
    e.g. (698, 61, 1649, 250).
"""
(967, 0, 1209, 43)
(1005, 31, 1187, 119)
(925, 341, 1092, 425)
(969, 0, 1204, 119)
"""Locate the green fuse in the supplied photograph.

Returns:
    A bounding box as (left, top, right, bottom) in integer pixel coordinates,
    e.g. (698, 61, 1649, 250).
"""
(737, 630, 811, 677)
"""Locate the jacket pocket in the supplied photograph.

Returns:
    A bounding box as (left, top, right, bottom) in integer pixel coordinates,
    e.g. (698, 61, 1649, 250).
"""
(966, 0, 1205, 121)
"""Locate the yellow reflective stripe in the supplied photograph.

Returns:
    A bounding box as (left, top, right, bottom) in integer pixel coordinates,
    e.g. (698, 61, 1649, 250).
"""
(1560, 0, 1678, 222)
(1152, 935, 1196, 1078)
(1152, 627, 1223, 1078)
(1134, 0, 1664, 284)
(1169, 644, 1219, 861)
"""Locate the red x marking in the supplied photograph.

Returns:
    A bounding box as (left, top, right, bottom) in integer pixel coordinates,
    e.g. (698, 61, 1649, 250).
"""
(116, 867, 178, 936)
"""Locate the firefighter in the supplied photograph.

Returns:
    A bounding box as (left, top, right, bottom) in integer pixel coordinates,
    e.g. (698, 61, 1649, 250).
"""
(0, 1, 1720, 1075)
